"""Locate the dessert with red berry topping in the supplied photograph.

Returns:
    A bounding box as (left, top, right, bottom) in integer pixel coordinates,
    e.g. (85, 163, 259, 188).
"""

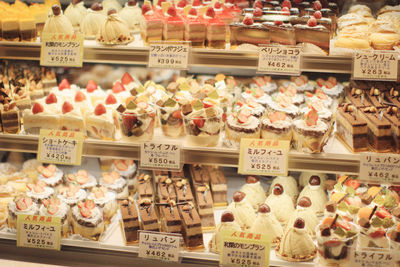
(262, 18, 296, 45)
(87, 186, 117, 223)
(336, 104, 368, 152)
(162, 6, 184, 41)
(71, 199, 104, 241)
(26, 181, 54, 204)
(294, 16, 330, 52)
(8, 195, 38, 229)
(140, 4, 164, 43)
(73, 90, 93, 117)
(202, 7, 226, 49)
(82, 80, 106, 106)
(183, 101, 222, 147)
(261, 111, 293, 141)
(65, 169, 97, 190)
(213, 1, 235, 26)
(300, 97, 332, 123)
(58, 184, 87, 207)
(157, 97, 185, 138)
(111, 159, 137, 192)
(117, 100, 156, 142)
(49, 78, 80, 101)
(60, 100, 86, 134)
(40, 197, 70, 237)
(266, 92, 299, 119)
(293, 108, 329, 153)
(100, 171, 128, 199)
(230, 14, 271, 47)
(23, 98, 60, 135)
(225, 106, 261, 145)
(37, 164, 64, 188)
(183, 7, 206, 48)
(224, 0, 242, 22)
(96, 8, 134, 45)
(85, 103, 118, 140)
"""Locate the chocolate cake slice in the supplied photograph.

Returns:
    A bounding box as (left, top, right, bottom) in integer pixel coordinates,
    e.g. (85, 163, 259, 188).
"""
(385, 88, 400, 107)
(137, 173, 153, 200)
(359, 106, 393, 152)
(169, 170, 186, 180)
(203, 165, 227, 206)
(1, 102, 20, 134)
(190, 165, 210, 185)
(346, 87, 371, 108)
(157, 177, 177, 202)
(384, 106, 400, 153)
(178, 203, 204, 250)
(174, 179, 194, 203)
(158, 200, 182, 234)
(120, 198, 140, 244)
(153, 170, 169, 183)
(365, 87, 387, 109)
(194, 184, 215, 230)
(336, 104, 368, 152)
(138, 198, 159, 232)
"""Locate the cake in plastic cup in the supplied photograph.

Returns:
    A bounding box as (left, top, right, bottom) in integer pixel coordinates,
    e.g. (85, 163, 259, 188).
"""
(316, 216, 359, 267)
(118, 100, 155, 142)
(157, 98, 184, 138)
(183, 104, 222, 147)
(225, 106, 261, 145)
(261, 111, 293, 141)
(388, 224, 400, 266)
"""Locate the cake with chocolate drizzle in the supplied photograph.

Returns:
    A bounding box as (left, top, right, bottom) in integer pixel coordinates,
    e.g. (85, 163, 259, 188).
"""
(138, 198, 159, 232)
(178, 203, 204, 250)
(137, 173, 153, 200)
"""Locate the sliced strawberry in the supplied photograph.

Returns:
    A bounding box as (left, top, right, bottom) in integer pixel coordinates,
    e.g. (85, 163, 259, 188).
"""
(80, 207, 91, 218)
(316, 89, 328, 100)
(58, 79, 70, 90)
(370, 229, 386, 238)
(62, 101, 74, 114)
(337, 221, 351, 231)
(294, 77, 304, 86)
(327, 76, 338, 86)
(46, 93, 57, 104)
(306, 109, 318, 126)
(77, 201, 84, 209)
(203, 100, 214, 108)
(47, 204, 59, 215)
(325, 81, 335, 89)
(94, 104, 107, 116)
(193, 117, 205, 128)
(94, 189, 105, 199)
(238, 113, 249, 123)
(322, 217, 335, 226)
(77, 170, 88, 178)
(345, 179, 360, 190)
(77, 175, 90, 185)
(121, 72, 134, 85)
(255, 88, 264, 98)
(376, 208, 392, 219)
(16, 199, 28, 210)
(26, 183, 34, 191)
(112, 81, 125, 94)
(111, 171, 120, 179)
(67, 174, 76, 182)
(305, 92, 314, 98)
(279, 86, 285, 93)
(172, 110, 182, 119)
(42, 199, 50, 207)
(85, 199, 96, 210)
(102, 173, 114, 184)
(41, 169, 53, 178)
(33, 185, 45, 193)
(316, 78, 325, 87)
(86, 80, 98, 93)
(123, 114, 137, 130)
(47, 164, 56, 173)
(115, 160, 128, 171)
(23, 197, 33, 207)
(105, 94, 117, 105)
(124, 160, 134, 166)
(344, 196, 361, 207)
(74, 91, 87, 102)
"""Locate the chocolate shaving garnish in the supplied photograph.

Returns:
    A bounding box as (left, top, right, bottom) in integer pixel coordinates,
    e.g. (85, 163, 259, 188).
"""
(338, 193, 349, 203)
(369, 205, 378, 220)
(384, 102, 397, 107)
(330, 214, 339, 229)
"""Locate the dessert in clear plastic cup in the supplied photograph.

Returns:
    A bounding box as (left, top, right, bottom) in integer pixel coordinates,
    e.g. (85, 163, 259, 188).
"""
(158, 102, 185, 138)
(261, 111, 293, 141)
(119, 102, 156, 142)
(388, 226, 400, 266)
(316, 218, 359, 267)
(225, 106, 261, 145)
(183, 106, 222, 147)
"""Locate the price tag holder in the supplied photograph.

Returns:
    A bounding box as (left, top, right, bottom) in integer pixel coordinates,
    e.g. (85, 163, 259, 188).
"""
(37, 129, 84, 166)
(352, 51, 398, 81)
(359, 153, 400, 185)
(238, 138, 289, 176)
(140, 141, 181, 170)
(148, 42, 190, 70)
(350, 248, 394, 267)
(220, 230, 271, 267)
(138, 231, 181, 262)
(257, 45, 301, 75)
(40, 33, 84, 67)
(17, 214, 61, 250)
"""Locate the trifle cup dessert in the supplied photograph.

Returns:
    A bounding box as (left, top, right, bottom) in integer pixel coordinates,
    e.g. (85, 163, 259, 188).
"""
(117, 100, 156, 142)
(261, 111, 293, 141)
(316, 215, 359, 267)
(388, 224, 400, 266)
(233, 98, 265, 118)
(183, 101, 223, 147)
(225, 106, 261, 146)
(157, 97, 185, 138)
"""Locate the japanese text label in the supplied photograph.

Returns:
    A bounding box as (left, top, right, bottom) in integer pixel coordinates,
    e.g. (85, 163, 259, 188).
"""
(258, 46, 301, 75)
(359, 153, 400, 185)
(350, 248, 394, 267)
(148, 42, 189, 70)
(138, 231, 181, 262)
(17, 214, 61, 250)
(238, 138, 289, 176)
(353, 51, 398, 81)
(220, 230, 271, 267)
(140, 141, 181, 170)
(40, 33, 84, 67)
(38, 129, 84, 166)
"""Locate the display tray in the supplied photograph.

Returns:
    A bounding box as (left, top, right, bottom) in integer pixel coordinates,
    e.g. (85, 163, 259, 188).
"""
(0, 127, 359, 174)
(0, 167, 315, 267)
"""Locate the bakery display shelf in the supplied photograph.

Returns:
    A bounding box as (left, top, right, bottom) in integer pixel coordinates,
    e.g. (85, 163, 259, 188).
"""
(0, 131, 360, 174)
(0, 40, 367, 74)
(0, 171, 316, 267)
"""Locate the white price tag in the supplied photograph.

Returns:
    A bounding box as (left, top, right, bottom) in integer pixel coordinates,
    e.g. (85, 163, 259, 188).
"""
(353, 51, 398, 81)
(17, 214, 61, 250)
(37, 129, 84, 166)
(359, 153, 400, 184)
(350, 248, 394, 267)
(138, 231, 181, 262)
(257, 46, 301, 75)
(220, 230, 271, 267)
(140, 141, 181, 170)
(238, 138, 289, 176)
(148, 42, 189, 69)
(40, 33, 84, 67)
